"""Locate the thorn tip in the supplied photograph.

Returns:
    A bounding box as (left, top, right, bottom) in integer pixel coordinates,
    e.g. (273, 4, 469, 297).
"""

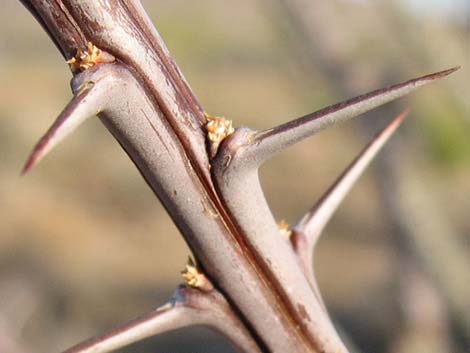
(20, 79, 103, 175)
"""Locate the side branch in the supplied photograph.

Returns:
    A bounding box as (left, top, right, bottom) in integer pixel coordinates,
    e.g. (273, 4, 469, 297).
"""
(210, 68, 456, 352)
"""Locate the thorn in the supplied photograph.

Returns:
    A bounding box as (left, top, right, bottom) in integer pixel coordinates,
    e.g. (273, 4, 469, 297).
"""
(430, 66, 460, 78)
(297, 108, 410, 246)
(21, 80, 102, 175)
(251, 66, 459, 163)
(383, 106, 410, 132)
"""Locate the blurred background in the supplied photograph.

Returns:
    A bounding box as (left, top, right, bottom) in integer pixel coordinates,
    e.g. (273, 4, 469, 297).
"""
(0, 1, 468, 352)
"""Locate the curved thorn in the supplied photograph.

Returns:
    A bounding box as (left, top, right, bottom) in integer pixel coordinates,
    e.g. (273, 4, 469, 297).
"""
(62, 286, 261, 353)
(292, 109, 410, 285)
(21, 79, 108, 175)
(246, 67, 458, 167)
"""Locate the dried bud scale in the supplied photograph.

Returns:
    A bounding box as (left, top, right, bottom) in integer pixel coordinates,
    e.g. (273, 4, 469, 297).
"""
(181, 257, 214, 292)
(67, 42, 115, 72)
(278, 219, 293, 240)
(205, 113, 235, 159)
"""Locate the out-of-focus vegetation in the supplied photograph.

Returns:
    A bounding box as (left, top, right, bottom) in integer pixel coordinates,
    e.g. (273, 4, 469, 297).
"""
(0, 1, 468, 352)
